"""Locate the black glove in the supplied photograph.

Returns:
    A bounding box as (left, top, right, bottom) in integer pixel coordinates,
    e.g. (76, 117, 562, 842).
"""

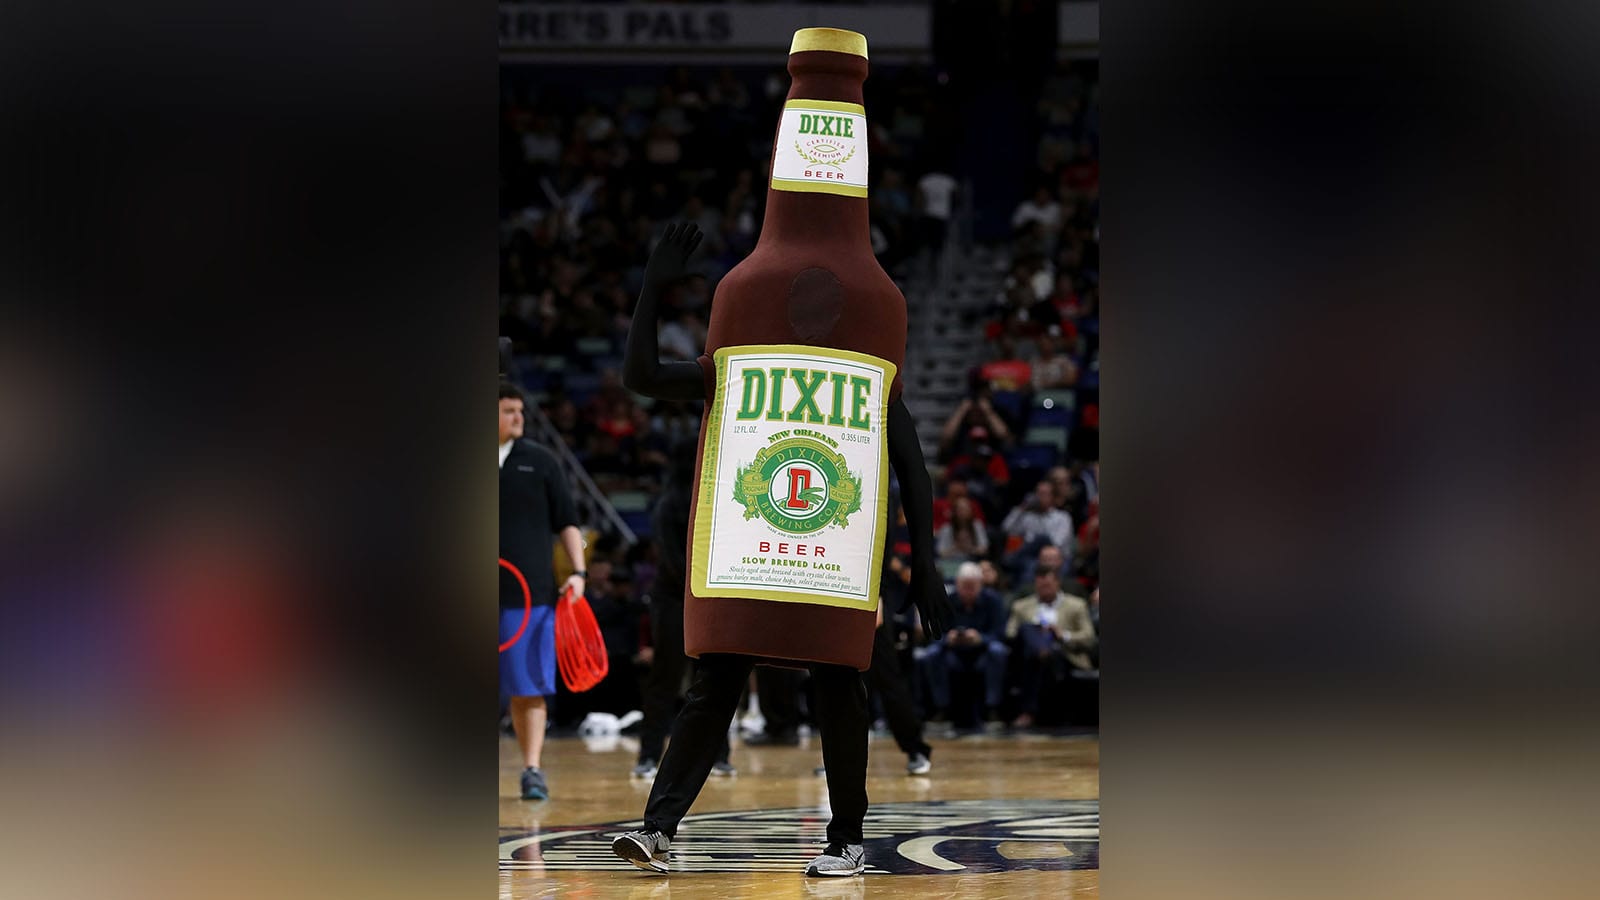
(643, 221, 703, 291)
(905, 559, 953, 637)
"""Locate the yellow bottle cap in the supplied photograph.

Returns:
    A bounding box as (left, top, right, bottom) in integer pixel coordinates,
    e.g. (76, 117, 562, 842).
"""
(789, 27, 868, 59)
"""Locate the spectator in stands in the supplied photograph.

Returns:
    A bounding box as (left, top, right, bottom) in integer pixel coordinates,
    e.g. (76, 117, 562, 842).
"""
(1061, 139, 1100, 194)
(644, 123, 682, 167)
(932, 477, 985, 530)
(938, 394, 1014, 462)
(871, 167, 916, 270)
(916, 166, 959, 274)
(1048, 465, 1083, 521)
(522, 115, 563, 169)
(1001, 481, 1074, 578)
(678, 194, 726, 258)
(1006, 564, 1096, 728)
(1031, 542, 1066, 585)
(942, 426, 1010, 517)
(722, 169, 761, 257)
(547, 397, 586, 449)
(978, 559, 1006, 597)
(977, 337, 1033, 394)
(1071, 510, 1099, 594)
(935, 496, 990, 562)
(1031, 331, 1078, 390)
(1011, 185, 1063, 239)
(915, 563, 1009, 727)
(881, 489, 914, 617)
(657, 306, 703, 362)
(627, 407, 670, 481)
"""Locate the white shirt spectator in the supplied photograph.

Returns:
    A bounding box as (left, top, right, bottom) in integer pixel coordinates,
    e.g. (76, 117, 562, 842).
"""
(1012, 198, 1062, 232)
(1001, 504, 1075, 554)
(659, 320, 698, 361)
(522, 131, 561, 166)
(918, 172, 959, 221)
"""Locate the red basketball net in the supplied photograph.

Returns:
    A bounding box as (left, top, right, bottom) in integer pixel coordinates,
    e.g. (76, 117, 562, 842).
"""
(554, 583, 609, 692)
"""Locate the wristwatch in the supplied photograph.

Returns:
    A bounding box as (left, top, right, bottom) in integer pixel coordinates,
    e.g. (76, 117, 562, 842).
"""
(573, 570, 588, 579)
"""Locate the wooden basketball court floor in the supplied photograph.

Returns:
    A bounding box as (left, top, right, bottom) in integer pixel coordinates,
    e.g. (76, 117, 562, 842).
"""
(500, 730, 1099, 898)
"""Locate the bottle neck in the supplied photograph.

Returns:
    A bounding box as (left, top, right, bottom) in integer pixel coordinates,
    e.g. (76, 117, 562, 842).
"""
(759, 52, 871, 248)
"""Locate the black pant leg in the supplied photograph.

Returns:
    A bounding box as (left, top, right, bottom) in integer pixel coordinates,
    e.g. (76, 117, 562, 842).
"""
(689, 657, 734, 765)
(643, 653, 754, 838)
(866, 623, 931, 759)
(757, 666, 801, 738)
(810, 662, 870, 845)
(637, 596, 688, 763)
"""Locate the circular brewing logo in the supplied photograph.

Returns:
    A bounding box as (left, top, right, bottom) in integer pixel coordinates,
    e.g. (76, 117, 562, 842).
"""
(732, 438, 862, 536)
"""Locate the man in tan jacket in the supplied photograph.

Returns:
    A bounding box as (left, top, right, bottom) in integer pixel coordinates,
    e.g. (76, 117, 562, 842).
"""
(1005, 564, 1096, 728)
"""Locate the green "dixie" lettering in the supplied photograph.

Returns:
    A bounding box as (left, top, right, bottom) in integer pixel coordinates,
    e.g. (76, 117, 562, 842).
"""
(735, 367, 873, 430)
(797, 114, 854, 139)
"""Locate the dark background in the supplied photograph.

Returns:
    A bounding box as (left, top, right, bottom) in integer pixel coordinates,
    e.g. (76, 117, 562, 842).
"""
(1, 0, 1597, 897)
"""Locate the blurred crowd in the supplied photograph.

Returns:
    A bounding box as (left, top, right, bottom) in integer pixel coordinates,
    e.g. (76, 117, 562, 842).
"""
(501, 60, 1099, 732)
(499, 64, 975, 495)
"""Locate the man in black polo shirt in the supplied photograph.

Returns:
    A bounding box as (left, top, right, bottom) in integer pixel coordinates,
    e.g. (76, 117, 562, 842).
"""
(499, 382, 586, 800)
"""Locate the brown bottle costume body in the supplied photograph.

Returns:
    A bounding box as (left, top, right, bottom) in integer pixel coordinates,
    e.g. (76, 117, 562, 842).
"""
(684, 41, 905, 672)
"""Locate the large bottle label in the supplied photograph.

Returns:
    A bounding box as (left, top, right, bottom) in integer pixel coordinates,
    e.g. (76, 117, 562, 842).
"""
(693, 344, 895, 610)
(770, 99, 869, 198)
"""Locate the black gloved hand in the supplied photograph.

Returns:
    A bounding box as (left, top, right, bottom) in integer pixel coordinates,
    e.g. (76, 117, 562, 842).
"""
(906, 558, 954, 637)
(643, 221, 703, 291)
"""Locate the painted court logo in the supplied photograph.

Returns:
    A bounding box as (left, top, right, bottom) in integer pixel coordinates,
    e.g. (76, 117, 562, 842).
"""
(732, 436, 862, 535)
(500, 799, 1099, 875)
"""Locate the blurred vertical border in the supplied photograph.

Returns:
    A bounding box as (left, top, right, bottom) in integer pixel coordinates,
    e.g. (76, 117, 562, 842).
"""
(0, 1, 495, 898)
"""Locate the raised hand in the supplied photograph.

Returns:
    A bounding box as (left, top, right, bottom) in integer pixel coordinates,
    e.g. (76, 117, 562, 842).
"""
(643, 222, 704, 291)
(623, 221, 710, 402)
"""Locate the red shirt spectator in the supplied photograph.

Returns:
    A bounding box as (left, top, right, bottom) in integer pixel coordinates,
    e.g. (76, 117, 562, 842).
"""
(932, 479, 988, 530)
(979, 358, 1032, 392)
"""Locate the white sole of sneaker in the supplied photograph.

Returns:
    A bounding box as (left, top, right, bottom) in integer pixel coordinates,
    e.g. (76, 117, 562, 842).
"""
(627, 858, 668, 874)
(805, 864, 864, 877)
(611, 837, 668, 874)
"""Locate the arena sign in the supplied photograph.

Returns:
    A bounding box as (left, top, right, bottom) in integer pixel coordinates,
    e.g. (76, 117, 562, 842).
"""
(499, 799, 1099, 874)
(499, 4, 932, 60)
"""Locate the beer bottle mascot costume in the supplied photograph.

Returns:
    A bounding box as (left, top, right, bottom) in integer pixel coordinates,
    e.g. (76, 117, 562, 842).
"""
(611, 28, 951, 878)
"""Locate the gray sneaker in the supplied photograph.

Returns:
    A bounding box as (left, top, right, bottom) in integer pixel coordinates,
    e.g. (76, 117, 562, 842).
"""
(519, 767, 548, 801)
(611, 829, 670, 874)
(630, 759, 658, 780)
(709, 761, 737, 777)
(906, 753, 932, 776)
(804, 841, 865, 877)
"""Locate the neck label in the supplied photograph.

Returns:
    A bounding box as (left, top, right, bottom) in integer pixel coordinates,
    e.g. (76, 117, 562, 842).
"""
(771, 99, 868, 198)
